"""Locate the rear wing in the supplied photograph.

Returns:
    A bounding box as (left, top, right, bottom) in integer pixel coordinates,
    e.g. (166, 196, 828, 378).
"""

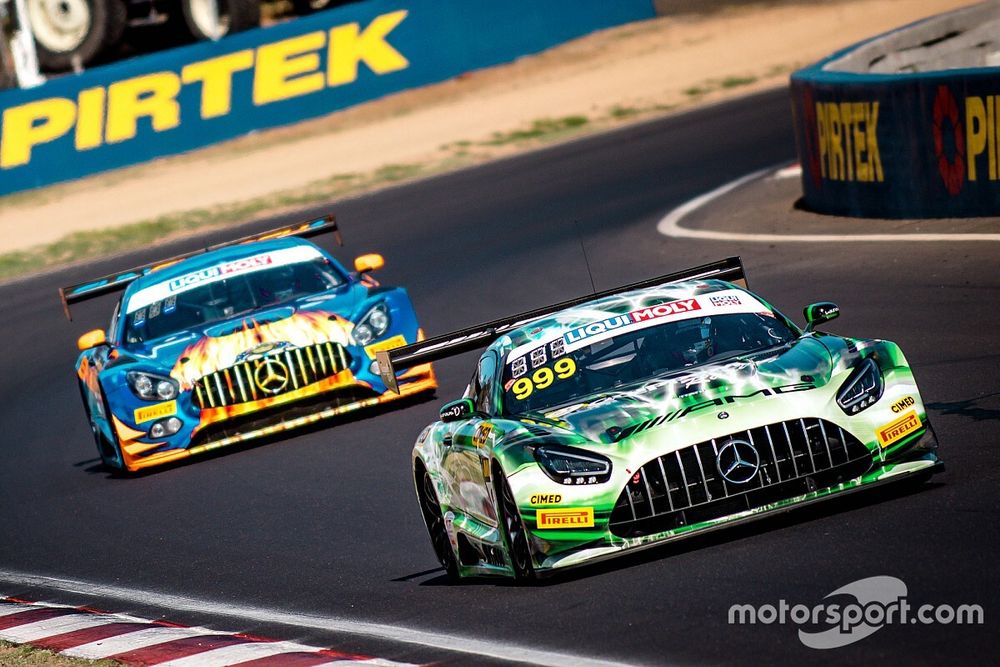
(376, 256, 747, 393)
(59, 214, 343, 321)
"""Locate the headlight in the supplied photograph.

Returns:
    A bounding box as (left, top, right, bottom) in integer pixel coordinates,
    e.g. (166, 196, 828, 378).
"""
(836, 358, 883, 414)
(535, 445, 612, 485)
(127, 371, 178, 401)
(353, 303, 391, 346)
(149, 417, 183, 438)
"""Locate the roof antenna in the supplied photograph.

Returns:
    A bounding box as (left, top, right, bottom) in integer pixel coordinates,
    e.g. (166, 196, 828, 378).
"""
(574, 220, 597, 295)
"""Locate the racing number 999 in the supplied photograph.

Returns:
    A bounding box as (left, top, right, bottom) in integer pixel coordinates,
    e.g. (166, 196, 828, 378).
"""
(512, 358, 576, 400)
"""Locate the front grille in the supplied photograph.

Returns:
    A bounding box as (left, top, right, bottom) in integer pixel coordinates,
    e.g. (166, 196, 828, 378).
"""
(193, 342, 351, 409)
(609, 418, 873, 538)
(188, 386, 379, 448)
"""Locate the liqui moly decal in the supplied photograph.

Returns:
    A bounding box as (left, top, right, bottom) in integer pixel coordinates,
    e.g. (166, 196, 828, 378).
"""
(168, 255, 274, 291)
(506, 289, 768, 364)
(126, 244, 324, 313)
(563, 299, 701, 346)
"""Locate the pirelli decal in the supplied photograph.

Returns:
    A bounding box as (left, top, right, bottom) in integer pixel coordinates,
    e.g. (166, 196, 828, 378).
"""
(537, 507, 594, 529)
(877, 410, 921, 448)
(134, 400, 177, 424)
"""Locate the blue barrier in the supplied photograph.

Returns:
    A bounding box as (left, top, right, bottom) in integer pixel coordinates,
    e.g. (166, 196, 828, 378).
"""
(0, 0, 655, 196)
(791, 17, 1000, 218)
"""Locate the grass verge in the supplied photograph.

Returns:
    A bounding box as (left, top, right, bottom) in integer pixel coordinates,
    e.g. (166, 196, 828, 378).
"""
(0, 641, 119, 666)
(0, 73, 782, 283)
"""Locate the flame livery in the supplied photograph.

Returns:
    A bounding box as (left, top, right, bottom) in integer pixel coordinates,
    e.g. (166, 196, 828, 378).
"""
(394, 263, 942, 581)
(71, 229, 435, 472)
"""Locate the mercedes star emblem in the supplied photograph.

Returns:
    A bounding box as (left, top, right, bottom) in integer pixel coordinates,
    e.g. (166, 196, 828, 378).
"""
(716, 438, 760, 484)
(254, 358, 290, 394)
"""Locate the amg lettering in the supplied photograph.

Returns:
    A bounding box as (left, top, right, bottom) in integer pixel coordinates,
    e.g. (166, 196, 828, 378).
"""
(666, 383, 817, 422)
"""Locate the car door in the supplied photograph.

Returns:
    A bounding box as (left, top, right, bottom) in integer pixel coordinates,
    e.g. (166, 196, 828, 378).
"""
(442, 351, 500, 525)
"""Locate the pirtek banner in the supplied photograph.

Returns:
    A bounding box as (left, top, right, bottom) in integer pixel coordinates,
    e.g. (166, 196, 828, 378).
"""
(0, 0, 655, 196)
(792, 52, 1000, 218)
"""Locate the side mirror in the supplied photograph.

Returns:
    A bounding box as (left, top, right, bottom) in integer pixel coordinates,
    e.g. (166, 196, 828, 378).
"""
(440, 398, 474, 422)
(803, 302, 840, 332)
(77, 329, 108, 351)
(354, 253, 385, 274)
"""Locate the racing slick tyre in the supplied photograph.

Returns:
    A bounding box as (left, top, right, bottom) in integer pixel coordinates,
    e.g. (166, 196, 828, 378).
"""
(26, 0, 126, 72)
(417, 467, 459, 581)
(494, 464, 536, 583)
(178, 0, 260, 41)
(78, 380, 125, 471)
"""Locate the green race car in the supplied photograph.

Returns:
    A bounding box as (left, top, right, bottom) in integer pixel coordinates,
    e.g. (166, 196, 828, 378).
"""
(377, 258, 942, 581)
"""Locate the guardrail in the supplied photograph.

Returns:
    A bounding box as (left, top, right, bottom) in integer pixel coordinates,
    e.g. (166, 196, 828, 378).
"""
(0, 0, 655, 197)
(790, 3, 1000, 218)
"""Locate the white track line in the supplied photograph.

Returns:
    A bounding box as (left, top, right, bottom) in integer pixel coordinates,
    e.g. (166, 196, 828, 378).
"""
(657, 167, 1000, 242)
(0, 569, 646, 667)
(0, 614, 113, 642)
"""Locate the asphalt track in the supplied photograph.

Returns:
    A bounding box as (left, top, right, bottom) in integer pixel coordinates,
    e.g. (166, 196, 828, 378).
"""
(1, 88, 998, 665)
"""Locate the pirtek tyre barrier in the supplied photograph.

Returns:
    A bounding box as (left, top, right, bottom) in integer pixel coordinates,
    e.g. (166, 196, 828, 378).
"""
(0, 0, 655, 196)
(791, 2, 1000, 219)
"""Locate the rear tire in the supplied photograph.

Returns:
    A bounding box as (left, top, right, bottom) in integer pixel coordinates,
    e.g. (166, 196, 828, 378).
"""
(27, 0, 126, 72)
(494, 465, 535, 582)
(417, 467, 459, 581)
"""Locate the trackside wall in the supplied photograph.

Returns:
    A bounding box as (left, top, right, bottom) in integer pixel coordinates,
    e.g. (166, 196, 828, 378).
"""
(0, 0, 655, 196)
(790, 5, 1000, 218)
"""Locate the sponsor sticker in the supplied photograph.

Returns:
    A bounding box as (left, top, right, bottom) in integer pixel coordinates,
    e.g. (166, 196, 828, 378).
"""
(168, 254, 274, 292)
(126, 245, 324, 313)
(710, 294, 742, 307)
(530, 494, 563, 505)
(877, 410, 921, 448)
(472, 423, 494, 448)
(364, 334, 407, 360)
(134, 400, 177, 424)
(537, 507, 594, 529)
(562, 299, 702, 346)
(891, 395, 916, 414)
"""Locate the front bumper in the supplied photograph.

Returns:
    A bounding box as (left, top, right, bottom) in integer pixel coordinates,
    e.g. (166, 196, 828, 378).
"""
(533, 423, 944, 573)
(115, 362, 436, 471)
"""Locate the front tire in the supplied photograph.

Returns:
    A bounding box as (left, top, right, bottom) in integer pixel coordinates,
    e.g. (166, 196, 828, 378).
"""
(81, 379, 126, 471)
(417, 467, 459, 581)
(494, 465, 535, 582)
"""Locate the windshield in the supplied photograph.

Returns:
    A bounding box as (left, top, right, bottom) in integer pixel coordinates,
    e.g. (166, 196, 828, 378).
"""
(123, 257, 343, 343)
(501, 312, 797, 415)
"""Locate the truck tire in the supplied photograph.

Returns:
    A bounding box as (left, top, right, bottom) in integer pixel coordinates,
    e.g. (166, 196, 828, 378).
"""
(291, 0, 333, 14)
(179, 0, 259, 41)
(26, 0, 126, 72)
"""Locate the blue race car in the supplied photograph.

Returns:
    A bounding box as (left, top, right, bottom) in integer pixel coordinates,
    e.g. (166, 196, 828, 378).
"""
(63, 215, 436, 472)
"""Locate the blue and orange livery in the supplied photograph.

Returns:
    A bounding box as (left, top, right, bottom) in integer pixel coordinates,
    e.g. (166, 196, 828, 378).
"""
(66, 215, 435, 472)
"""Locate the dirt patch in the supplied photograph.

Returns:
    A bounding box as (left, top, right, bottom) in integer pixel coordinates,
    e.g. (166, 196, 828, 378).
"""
(0, 0, 971, 260)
